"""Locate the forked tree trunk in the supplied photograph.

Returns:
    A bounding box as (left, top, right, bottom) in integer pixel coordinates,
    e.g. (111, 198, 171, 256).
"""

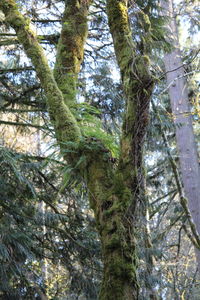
(0, 1, 154, 298)
(161, 0, 200, 267)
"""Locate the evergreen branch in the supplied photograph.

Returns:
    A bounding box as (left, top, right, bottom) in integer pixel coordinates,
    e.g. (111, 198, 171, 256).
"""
(0, 66, 34, 73)
(159, 70, 199, 95)
(0, 33, 59, 46)
(182, 224, 200, 250)
(159, 48, 200, 80)
(13, 152, 66, 166)
(1, 108, 46, 113)
(181, 197, 200, 249)
(37, 170, 59, 192)
(31, 19, 61, 23)
(0, 120, 48, 129)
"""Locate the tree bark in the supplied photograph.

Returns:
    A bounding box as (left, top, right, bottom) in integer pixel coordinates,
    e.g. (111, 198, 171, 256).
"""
(161, 0, 200, 267)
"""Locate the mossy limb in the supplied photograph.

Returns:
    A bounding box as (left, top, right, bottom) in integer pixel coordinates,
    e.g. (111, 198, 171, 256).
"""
(54, 0, 91, 106)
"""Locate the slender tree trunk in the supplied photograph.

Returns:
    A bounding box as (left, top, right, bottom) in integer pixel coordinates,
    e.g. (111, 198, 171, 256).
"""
(161, 0, 200, 266)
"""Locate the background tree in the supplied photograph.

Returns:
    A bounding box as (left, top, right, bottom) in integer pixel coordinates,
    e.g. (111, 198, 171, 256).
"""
(161, 0, 200, 267)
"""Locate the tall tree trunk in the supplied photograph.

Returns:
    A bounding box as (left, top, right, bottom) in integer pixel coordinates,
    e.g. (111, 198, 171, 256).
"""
(98, 1, 154, 298)
(161, 0, 200, 266)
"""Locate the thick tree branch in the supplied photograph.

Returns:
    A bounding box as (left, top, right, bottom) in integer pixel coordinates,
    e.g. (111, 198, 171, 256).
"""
(54, 0, 92, 105)
(0, 0, 81, 147)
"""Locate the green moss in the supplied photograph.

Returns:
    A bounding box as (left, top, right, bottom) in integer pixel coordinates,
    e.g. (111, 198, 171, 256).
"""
(99, 246, 138, 299)
(104, 233, 121, 249)
(1, 0, 82, 148)
(109, 257, 136, 279)
(135, 55, 150, 74)
(138, 10, 151, 32)
(53, 2, 90, 106)
(113, 172, 125, 194)
(107, 0, 135, 71)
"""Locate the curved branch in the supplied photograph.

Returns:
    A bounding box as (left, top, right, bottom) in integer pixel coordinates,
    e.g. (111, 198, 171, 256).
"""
(0, 0, 81, 147)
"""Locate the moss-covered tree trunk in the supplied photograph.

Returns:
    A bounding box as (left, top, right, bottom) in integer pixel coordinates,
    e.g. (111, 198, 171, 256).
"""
(95, 1, 154, 299)
(0, 0, 154, 299)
